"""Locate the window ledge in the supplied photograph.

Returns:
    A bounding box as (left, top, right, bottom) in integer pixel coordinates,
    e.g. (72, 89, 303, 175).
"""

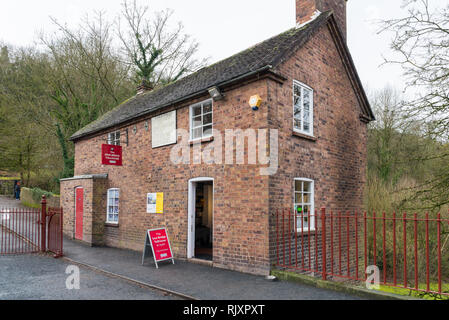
(105, 223, 119, 228)
(292, 131, 317, 141)
(189, 136, 214, 145)
(288, 229, 319, 237)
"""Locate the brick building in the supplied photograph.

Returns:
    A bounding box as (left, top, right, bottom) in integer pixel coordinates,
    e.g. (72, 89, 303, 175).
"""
(61, 0, 374, 275)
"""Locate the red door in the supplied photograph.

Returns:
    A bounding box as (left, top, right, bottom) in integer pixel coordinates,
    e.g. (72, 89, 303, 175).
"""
(75, 188, 84, 240)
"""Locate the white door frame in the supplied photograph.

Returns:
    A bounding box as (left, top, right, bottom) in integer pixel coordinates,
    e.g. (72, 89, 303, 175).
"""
(187, 177, 214, 259)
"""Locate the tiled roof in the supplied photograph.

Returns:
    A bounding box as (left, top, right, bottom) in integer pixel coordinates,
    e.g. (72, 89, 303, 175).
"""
(71, 11, 372, 141)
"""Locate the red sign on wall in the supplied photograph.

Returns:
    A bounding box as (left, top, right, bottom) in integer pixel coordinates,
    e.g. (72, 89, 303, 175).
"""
(101, 144, 122, 166)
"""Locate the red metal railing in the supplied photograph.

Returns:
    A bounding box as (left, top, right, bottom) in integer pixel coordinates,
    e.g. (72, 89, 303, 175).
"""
(0, 196, 63, 257)
(275, 208, 449, 297)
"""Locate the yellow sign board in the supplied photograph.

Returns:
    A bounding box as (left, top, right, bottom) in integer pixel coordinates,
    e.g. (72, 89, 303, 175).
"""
(147, 192, 164, 214)
(156, 193, 164, 214)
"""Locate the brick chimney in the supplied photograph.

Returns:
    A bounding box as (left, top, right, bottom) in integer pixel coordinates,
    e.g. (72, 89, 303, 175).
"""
(137, 79, 153, 95)
(296, 0, 347, 41)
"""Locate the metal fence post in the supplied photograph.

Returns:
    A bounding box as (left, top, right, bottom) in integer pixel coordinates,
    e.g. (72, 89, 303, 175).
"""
(321, 207, 327, 281)
(41, 195, 47, 252)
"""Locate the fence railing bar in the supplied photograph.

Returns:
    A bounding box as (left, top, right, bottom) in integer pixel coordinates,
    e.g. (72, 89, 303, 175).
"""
(403, 212, 407, 289)
(383, 212, 387, 284)
(330, 211, 334, 277)
(414, 213, 418, 290)
(346, 213, 350, 278)
(364, 211, 367, 281)
(425, 212, 430, 293)
(437, 212, 442, 294)
(355, 212, 359, 281)
(339, 211, 342, 276)
(308, 210, 311, 271)
(393, 211, 397, 287)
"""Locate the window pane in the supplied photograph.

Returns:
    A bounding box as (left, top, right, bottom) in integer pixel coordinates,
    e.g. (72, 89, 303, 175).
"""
(303, 182, 311, 192)
(294, 96, 301, 108)
(303, 215, 309, 229)
(192, 128, 202, 139)
(203, 101, 212, 114)
(294, 105, 301, 119)
(295, 193, 302, 203)
(203, 125, 213, 137)
(203, 113, 212, 125)
(303, 193, 311, 203)
(294, 119, 301, 131)
(303, 121, 310, 133)
(294, 84, 301, 97)
(303, 89, 311, 112)
(192, 116, 202, 128)
(295, 180, 302, 192)
(296, 214, 303, 229)
(192, 105, 202, 117)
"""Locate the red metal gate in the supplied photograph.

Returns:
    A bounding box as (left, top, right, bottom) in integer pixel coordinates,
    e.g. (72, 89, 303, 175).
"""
(47, 206, 63, 257)
(0, 207, 41, 254)
(0, 195, 63, 257)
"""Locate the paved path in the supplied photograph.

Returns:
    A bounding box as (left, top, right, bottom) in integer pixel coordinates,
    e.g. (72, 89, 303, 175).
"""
(0, 253, 176, 300)
(63, 239, 364, 300)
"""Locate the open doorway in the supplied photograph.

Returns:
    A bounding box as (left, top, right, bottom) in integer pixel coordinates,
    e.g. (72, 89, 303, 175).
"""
(188, 178, 213, 261)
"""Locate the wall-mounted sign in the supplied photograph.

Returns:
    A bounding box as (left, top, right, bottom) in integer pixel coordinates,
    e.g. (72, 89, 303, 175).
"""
(101, 144, 123, 166)
(147, 193, 164, 214)
(141, 228, 175, 269)
(152, 110, 177, 148)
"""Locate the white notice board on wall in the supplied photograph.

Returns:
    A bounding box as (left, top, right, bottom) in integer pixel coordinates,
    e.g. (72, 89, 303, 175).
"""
(152, 110, 177, 148)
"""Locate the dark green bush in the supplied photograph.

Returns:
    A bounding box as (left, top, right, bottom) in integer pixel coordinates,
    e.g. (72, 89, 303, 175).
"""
(30, 187, 55, 203)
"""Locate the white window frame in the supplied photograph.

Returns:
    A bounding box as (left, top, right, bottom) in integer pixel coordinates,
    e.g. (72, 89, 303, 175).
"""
(189, 99, 213, 141)
(108, 131, 121, 146)
(106, 188, 120, 224)
(294, 178, 315, 232)
(293, 80, 314, 137)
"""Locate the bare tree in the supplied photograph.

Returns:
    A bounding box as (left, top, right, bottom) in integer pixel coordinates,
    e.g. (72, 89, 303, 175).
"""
(379, 0, 449, 209)
(380, 0, 449, 139)
(117, 0, 207, 89)
(39, 12, 135, 178)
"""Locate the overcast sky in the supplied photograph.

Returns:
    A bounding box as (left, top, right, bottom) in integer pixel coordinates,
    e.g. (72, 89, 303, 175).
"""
(0, 1, 446, 94)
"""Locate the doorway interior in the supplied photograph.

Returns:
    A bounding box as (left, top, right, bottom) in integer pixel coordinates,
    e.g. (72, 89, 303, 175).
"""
(188, 178, 213, 261)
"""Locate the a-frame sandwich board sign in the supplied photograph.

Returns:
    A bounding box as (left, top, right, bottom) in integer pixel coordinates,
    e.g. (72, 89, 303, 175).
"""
(142, 228, 175, 269)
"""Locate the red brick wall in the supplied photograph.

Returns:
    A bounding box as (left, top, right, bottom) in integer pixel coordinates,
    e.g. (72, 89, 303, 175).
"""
(267, 24, 367, 268)
(60, 177, 108, 246)
(70, 80, 272, 275)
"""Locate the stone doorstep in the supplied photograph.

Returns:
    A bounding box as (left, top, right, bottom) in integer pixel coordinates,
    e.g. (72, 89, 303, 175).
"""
(271, 269, 422, 301)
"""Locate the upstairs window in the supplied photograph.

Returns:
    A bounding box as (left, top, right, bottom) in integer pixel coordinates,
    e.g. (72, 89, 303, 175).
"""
(190, 99, 213, 141)
(294, 178, 315, 232)
(108, 131, 121, 146)
(293, 80, 314, 136)
(107, 188, 119, 224)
